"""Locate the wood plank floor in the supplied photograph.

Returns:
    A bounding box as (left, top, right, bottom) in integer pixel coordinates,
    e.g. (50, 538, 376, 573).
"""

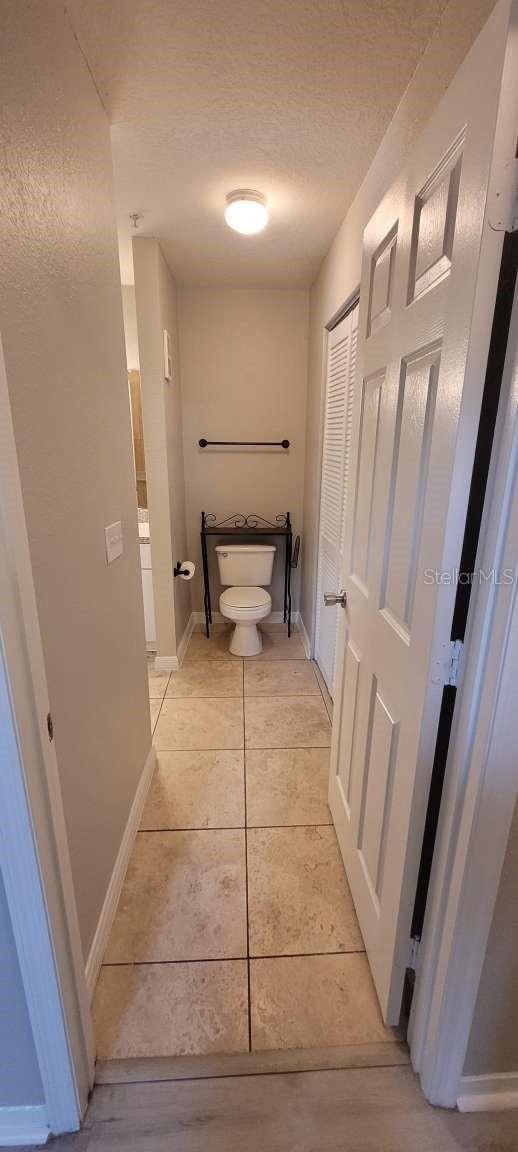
(16, 1064, 518, 1151)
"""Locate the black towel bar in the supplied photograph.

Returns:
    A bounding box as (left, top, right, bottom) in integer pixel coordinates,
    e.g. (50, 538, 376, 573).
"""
(198, 438, 290, 449)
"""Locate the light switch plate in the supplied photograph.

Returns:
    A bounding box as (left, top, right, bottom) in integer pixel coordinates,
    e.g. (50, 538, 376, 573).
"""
(105, 520, 123, 564)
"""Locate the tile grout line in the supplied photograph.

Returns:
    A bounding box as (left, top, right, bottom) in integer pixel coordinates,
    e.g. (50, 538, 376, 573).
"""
(165, 693, 322, 700)
(101, 949, 368, 968)
(242, 660, 252, 1052)
(154, 744, 330, 753)
(138, 823, 334, 833)
(93, 1056, 408, 1088)
(150, 678, 170, 735)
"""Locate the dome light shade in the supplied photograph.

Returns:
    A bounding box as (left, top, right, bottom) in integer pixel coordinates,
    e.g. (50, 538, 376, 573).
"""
(224, 190, 269, 235)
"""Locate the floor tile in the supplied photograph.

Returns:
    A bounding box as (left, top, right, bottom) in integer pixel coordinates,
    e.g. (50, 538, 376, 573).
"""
(104, 830, 247, 962)
(250, 953, 394, 1050)
(93, 961, 249, 1058)
(245, 696, 331, 748)
(149, 699, 161, 732)
(147, 667, 170, 699)
(193, 621, 230, 633)
(154, 698, 244, 750)
(193, 621, 291, 635)
(141, 750, 245, 829)
(166, 660, 243, 698)
(246, 749, 331, 827)
(247, 825, 363, 956)
(244, 660, 320, 696)
(185, 628, 240, 661)
(260, 621, 297, 633)
(253, 629, 307, 661)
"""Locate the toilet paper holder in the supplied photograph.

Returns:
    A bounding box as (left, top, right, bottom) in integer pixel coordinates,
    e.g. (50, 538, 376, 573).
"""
(174, 561, 191, 578)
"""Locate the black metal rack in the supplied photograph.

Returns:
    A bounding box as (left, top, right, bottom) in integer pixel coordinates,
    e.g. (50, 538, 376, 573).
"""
(200, 512, 293, 638)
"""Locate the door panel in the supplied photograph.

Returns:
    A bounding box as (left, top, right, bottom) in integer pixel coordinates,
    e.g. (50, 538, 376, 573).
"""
(408, 139, 463, 303)
(336, 639, 361, 808)
(381, 346, 440, 632)
(368, 226, 398, 335)
(351, 371, 383, 590)
(358, 682, 399, 907)
(328, 19, 508, 1024)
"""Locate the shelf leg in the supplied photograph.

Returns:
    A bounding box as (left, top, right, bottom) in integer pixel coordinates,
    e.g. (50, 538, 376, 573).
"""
(286, 531, 292, 637)
(201, 532, 211, 637)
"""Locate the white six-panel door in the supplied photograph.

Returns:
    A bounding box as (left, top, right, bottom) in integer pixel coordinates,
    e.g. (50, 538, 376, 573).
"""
(315, 304, 358, 695)
(328, 25, 508, 1025)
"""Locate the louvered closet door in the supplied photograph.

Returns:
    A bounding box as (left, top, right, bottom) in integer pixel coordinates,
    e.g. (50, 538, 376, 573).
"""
(315, 303, 358, 696)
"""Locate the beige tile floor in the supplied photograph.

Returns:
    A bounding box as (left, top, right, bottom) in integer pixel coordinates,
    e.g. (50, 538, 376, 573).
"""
(93, 623, 397, 1059)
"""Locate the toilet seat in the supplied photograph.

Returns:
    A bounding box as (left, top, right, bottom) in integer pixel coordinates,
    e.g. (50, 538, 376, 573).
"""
(220, 586, 271, 611)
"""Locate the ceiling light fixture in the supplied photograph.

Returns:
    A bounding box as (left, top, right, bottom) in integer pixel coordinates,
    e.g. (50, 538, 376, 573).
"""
(224, 190, 269, 235)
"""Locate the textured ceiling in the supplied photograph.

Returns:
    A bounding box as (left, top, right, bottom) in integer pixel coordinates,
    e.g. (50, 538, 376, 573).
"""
(66, 0, 449, 286)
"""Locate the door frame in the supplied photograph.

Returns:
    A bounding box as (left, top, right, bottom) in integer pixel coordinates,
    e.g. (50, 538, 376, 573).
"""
(311, 286, 360, 666)
(0, 334, 95, 1142)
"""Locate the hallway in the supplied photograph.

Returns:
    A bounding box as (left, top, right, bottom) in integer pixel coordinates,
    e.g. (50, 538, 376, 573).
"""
(92, 624, 396, 1059)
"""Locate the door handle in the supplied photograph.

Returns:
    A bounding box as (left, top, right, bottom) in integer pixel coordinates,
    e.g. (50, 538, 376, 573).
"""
(324, 590, 347, 608)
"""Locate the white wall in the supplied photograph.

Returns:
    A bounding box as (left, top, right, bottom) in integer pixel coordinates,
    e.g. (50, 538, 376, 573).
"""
(0, 873, 43, 1107)
(134, 238, 191, 656)
(301, 0, 498, 638)
(178, 287, 309, 613)
(0, 0, 150, 959)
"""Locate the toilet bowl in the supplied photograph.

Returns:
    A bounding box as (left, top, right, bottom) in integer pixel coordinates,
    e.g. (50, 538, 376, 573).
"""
(216, 544, 276, 656)
(219, 586, 272, 656)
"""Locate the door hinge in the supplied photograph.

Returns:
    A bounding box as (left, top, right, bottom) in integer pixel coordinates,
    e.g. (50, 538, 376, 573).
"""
(431, 639, 463, 687)
(408, 936, 420, 972)
(446, 639, 463, 687)
(46, 712, 54, 742)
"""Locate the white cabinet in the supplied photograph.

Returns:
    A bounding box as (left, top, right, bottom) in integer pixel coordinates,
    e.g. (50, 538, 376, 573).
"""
(139, 541, 152, 569)
(139, 538, 156, 646)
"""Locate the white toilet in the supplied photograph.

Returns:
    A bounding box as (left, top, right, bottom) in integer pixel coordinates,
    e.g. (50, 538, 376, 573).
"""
(216, 544, 276, 656)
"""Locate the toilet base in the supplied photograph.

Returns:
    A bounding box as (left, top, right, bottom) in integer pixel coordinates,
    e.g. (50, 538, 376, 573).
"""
(229, 621, 263, 657)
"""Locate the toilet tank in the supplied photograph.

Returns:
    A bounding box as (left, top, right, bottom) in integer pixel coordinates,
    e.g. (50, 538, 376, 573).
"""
(216, 544, 276, 586)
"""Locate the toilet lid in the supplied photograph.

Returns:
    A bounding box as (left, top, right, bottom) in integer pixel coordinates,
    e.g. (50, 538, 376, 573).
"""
(220, 586, 271, 610)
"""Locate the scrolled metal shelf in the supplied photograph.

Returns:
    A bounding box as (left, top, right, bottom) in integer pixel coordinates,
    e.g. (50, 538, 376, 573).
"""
(202, 512, 288, 531)
(200, 511, 293, 639)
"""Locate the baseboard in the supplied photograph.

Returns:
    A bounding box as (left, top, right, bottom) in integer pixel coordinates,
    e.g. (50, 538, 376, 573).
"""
(298, 613, 312, 658)
(192, 610, 300, 626)
(457, 1071, 518, 1112)
(176, 612, 196, 667)
(85, 745, 157, 1000)
(0, 1104, 49, 1146)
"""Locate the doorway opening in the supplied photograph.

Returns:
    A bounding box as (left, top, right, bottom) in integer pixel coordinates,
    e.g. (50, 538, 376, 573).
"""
(128, 367, 156, 653)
